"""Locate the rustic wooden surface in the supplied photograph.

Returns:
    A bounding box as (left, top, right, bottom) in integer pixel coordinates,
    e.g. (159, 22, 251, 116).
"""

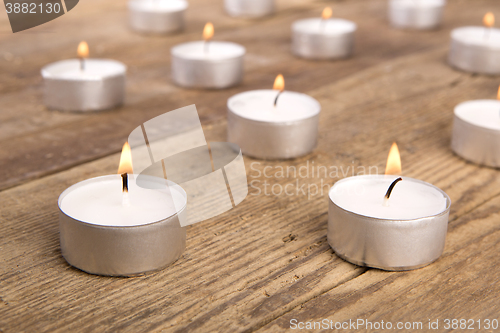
(1, 0, 500, 332)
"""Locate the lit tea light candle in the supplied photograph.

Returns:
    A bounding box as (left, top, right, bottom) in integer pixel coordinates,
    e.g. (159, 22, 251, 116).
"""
(389, 0, 446, 30)
(224, 0, 275, 18)
(292, 7, 357, 60)
(328, 143, 451, 271)
(171, 22, 246, 89)
(41, 41, 126, 112)
(58, 142, 187, 276)
(449, 13, 500, 75)
(451, 86, 500, 167)
(128, 0, 187, 34)
(227, 75, 321, 159)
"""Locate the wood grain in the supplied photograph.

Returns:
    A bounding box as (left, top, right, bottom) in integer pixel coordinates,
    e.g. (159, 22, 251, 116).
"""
(1, 0, 500, 332)
(0, 0, 493, 191)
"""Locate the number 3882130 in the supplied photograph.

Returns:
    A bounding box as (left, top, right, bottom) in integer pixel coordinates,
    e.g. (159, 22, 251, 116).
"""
(5, 2, 62, 14)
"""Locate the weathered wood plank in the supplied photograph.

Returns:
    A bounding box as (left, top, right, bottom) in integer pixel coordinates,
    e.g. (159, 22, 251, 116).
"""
(2, 0, 500, 332)
(259, 195, 500, 332)
(2, 36, 500, 332)
(0, 0, 493, 191)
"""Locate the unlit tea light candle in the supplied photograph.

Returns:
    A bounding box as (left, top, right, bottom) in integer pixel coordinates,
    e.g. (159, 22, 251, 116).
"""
(129, 0, 187, 34)
(449, 13, 500, 75)
(58, 143, 187, 276)
(328, 143, 451, 271)
(292, 7, 356, 60)
(451, 90, 500, 167)
(171, 22, 245, 89)
(227, 75, 320, 159)
(389, 0, 446, 30)
(224, 0, 275, 18)
(41, 42, 126, 112)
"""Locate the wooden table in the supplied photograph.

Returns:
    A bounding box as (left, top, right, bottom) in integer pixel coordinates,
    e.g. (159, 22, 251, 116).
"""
(1, 0, 499, 331)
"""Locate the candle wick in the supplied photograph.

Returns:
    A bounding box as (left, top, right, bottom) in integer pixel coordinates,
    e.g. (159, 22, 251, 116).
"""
(383, 177, 403, 206)
(121, 173, 129, 193)
(80, 58, 85, 71)
(121, 173, 130, 207)
(274, 90, 283, 107)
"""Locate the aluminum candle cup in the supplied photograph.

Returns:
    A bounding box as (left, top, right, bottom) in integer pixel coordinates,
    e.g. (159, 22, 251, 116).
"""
(171, 41, 245, 89)
(291, 18, 356, 60)
(389, 0, 446, 30)
(224, 0, 275, 18)
(328, 175, 451, 271)
(58, 175, 188, 276)
(451, 100, 500, 167)
(449, 27, 500, 75)
(227, 90, 321, 159)
(41, 59, 126, 112)
(128, 0, 187, 34)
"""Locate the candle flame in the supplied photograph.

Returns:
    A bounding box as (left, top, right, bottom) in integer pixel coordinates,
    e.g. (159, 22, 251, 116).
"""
(484, 12, 495, 28)
(118, 142, 133, 174)
(273, 74, 285, 91)
(322, 7, 332, 20)
(203, 22, 214, 41)
(497, 85, 500, 100)
(385, 142, 402, 175)
(77, 41, 89, 58)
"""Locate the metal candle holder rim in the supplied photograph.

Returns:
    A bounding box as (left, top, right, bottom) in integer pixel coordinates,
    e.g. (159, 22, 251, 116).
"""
(41, 59, 127, 81)
(451, 26, 500, 50)
(227, 90, 321, 125)
(58, 175, 188, 228)
(328, 175, 451, 222)
(171, 41, 246, 62)
(128, 0, 188, 13)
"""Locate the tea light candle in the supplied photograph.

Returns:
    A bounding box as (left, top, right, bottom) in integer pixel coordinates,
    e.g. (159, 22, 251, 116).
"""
(292, 7, 356, 60)
(128, 0, 187, 34)
(58, 143, 187, 276)
(451, 96, 500, 167)
(389, 0, 446, 30)
(328, 143, 451, 271)
(227, 75, 320, 159)
(224, 0, 275, 18)
(449, 13, 500, 75)
(171, 22, 245, 89)
(41, 42, 126, 112)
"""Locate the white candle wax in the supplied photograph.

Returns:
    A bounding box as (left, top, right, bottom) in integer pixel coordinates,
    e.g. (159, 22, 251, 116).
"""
(451, 100, 500, 167)
(292, 18, 356, 59)
(128, 0, 187, 34)
(227, 89, 320, 159)
(41, 59, 126, 112)
(60, 175, 187, 227)
(449, 27, 500, 74)
(451, 26, 500, 48)
(293, 18, 356, 35)
(129, 0, 187, 13)
(329, 176, 447, 220)
(171, 41, 245, 88)
(171, 41, 245, 60)
(389, 0, 446, 30)
(454, 100, 500, 130)
(42, 59, 126, 81)
(227, 89, 320, 122)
